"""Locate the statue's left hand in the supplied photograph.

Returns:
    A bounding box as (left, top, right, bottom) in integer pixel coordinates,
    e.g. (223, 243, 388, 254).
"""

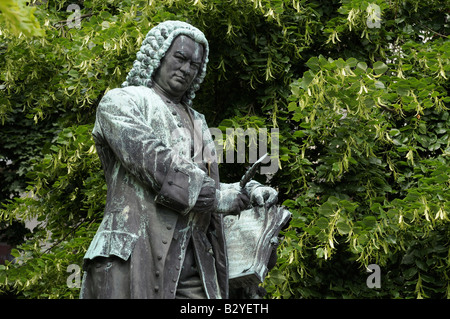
(251, 186, 278, 209)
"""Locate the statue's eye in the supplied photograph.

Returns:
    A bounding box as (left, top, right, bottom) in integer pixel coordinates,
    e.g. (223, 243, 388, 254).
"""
(174, 54, 185, 62)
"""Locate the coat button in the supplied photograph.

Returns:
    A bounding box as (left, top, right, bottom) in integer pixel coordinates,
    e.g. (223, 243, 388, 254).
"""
(162, 240, 167, 244)
(157, 255, 162, 260)
(168, 180, 173, 185)
(155, 271, 160, 277)
(167, 225, 172, 230)
(154, 286, 160, 292)
(177, 123, 182, 127)
(172, 111, 177, 115)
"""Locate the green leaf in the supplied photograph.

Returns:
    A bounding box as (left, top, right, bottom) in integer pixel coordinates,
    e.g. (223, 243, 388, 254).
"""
(356, 62, 368, 72)
(316, 217, 329, 230)
(428, 142, 440, 151)
(68, 70, 79, 78)
(316, 247, 325, 258)
(339, 200, 358, 212)
(396, 83, 410, 96)
(10, 249, 20, 258)
(332, 162, 340, 172)
(300, 70, 315, 89)
(293, 130, 306, 138)
(346, 57, 358, 68)
(373, 61, 388, 75)
(337, 221, 351, 234)
(374, 81, 385, 89)
(306, 57, 320, 72)
(318, 202, 335, 217)
(403, 267, 417, 279)
(267, 268, 286, 285)
(362, 216, 377, 229)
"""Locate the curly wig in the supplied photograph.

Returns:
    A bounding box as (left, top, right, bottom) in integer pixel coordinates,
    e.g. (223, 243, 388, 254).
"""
(121, 20, 209, 107)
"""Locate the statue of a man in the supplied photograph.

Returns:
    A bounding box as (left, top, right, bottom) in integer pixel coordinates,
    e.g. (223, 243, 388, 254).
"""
(80, 21, 277, 299)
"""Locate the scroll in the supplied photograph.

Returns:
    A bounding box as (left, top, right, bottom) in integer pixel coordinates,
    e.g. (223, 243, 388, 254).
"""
(224, 205, 291, 288)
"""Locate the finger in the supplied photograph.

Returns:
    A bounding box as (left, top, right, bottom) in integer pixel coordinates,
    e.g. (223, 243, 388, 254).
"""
(241, 190, 250, 201)
(201, 197, 215, 204)
(240, 188, 249, 200)
(197, 194, 214, 203)
(238, 198, 249, 211)
(229, 205, 240, 215)
(254, 193, 265, 206)
(266, 193, 278, 208)
(197, 162, 208, 173)
(231, 195, 246, 213)
(200, 186, 216, 196)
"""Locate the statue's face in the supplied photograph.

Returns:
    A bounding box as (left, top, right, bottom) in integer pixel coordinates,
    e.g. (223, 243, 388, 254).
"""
(153, 35, 204, 101)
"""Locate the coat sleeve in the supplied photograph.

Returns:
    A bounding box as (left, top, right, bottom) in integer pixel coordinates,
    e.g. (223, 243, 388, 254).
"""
(93, 88, 207, 215)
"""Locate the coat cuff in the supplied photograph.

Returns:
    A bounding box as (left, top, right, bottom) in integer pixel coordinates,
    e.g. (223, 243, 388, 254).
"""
(155, 159, 206, 215)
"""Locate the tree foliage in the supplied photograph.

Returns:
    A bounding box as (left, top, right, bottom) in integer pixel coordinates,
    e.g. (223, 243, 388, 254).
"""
(0, 0, 448, 298)
(0, 0, 44, 37)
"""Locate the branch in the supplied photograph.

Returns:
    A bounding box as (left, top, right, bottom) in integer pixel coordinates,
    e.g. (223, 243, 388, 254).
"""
(40, 218, 96, 256)
(413, 20, 448, 39)
(53, 13, 93, 29)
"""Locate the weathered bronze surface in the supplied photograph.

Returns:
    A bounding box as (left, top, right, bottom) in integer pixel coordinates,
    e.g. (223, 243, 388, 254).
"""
(224, 206, 291, 289)
(80, 20, 289, 299)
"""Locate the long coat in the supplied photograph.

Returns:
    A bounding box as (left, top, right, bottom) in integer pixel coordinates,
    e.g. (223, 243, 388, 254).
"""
(81, 86, 232, 298)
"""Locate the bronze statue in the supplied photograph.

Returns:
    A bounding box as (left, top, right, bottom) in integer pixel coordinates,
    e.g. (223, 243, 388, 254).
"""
(80, 21, 285, 299)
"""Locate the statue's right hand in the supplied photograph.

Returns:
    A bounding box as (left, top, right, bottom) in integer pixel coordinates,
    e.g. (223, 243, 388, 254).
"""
(216, 187, 250, 216)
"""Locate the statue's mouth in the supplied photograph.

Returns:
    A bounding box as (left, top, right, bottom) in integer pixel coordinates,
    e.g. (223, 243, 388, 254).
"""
(173, 75, 187, 84)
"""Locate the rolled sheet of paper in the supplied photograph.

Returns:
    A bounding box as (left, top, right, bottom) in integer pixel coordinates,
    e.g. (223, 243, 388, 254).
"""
(223, 205, 291, 288)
